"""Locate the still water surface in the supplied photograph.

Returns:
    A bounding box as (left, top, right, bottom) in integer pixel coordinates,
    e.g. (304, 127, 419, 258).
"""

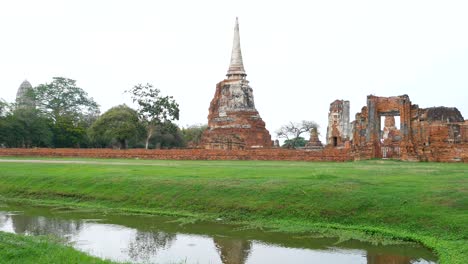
(0, 204, 437, 264)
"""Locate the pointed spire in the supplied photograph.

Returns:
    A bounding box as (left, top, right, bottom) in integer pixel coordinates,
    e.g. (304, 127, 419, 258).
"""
(227, 17, 247, 79)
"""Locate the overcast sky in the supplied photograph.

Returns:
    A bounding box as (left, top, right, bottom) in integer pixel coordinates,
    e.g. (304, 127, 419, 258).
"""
(1, 0, 467, 141)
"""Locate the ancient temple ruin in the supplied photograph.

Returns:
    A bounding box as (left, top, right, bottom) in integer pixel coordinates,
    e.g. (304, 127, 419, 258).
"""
(350, 95, 468, 162)
(201, 18, 272, 150)
(322, 95, 467, 162)
(305, 127, 323, 150)
(326, 100, 351, 147)
(15, 80, 35, 109)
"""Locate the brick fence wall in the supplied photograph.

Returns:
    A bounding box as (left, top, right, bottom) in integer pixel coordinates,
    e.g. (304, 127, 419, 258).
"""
(0, 148, 352, 162)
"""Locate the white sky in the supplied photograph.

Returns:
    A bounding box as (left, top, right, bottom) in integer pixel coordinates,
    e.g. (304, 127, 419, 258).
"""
(1, 0, 467, 142)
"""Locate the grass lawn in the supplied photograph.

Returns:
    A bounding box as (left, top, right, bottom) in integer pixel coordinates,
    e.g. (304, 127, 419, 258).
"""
(0, 231, 115, 264)
(0, 158, 466, 263)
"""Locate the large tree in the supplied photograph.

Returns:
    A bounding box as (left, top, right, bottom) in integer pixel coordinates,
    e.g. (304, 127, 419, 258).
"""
(0, 108, 52, 148)
(88, 105, 144, 149)
(127, 83, 179, 149)
(34, 77, 99, 122)
(52, 115, 87, 148)
(32, 77, 99, 147)
(150, 121, 185, 149)
(276, 120, 319, 149)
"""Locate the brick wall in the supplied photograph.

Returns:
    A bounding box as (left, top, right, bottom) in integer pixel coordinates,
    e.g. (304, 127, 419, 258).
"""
(0, 148, 352, 162)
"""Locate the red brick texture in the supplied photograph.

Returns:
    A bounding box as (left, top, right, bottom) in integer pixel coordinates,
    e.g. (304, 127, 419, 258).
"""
(351, 95, 468, 163)
(201, 79, 273, 150)
(0, 148, 352, 162)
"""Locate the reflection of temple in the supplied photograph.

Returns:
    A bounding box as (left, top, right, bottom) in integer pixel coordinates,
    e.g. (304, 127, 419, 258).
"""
(367, 254, 412, 264)
(213, 237, 251, 264)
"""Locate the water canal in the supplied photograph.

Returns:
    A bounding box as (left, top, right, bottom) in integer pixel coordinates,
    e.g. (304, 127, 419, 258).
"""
(0, 203, 437, 264)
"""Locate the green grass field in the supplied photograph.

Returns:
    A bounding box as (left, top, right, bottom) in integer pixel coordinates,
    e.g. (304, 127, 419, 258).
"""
(0, 231, 114, 264)
(0, 158, 466, 263)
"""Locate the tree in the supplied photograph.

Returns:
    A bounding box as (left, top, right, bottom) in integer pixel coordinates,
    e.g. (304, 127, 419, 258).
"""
(0, 99, 8, 117)
(34, 77, 99, 122)
(181, 124, 207, 148)
(88, 105, 144, 149)
(282, 137, 307, 148)
(32, 77, 99, 148)
(127, 83, 179, 149)
(150, 121, 185, 149)
(276, 120, 319, 149)
(52, 115, 87, 148)
(0, 108, 52, 148)
(0, 98, 8, 147)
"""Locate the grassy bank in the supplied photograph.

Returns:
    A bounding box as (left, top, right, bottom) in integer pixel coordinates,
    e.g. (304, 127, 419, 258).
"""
(0, 231, 114, 264)
(0, 158, 466, 263)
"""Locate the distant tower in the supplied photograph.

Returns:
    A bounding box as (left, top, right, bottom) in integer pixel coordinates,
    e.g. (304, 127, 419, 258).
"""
(201, 18, 272, 149)
(15, 80, 35, 109)
(326, 100, 350, 147)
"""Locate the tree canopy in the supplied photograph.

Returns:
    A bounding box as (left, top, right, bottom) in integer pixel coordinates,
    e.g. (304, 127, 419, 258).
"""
(0, 99, 9, 117)
(0, 108, 52, 148)
(276, 120, 319, 149)
(282, 137, 308, 148)
(181, 124, 207, 148)
(34, 77, 99, 122)
(127, 83, 179, 149)
(89, 105, 144, 149)
(149, 121, 185, 149)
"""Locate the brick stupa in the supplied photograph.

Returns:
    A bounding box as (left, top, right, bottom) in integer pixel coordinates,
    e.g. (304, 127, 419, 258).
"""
(201, 18, 272, 150)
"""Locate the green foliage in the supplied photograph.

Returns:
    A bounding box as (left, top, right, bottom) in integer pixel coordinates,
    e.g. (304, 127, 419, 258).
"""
(149, 121, 185, 149)
(20, 77, 100, 148)
(0, 231, 115, 263)
(282, 136, 307, 148)
(127, 83, 179, 149)
(181, 124, 207, 147)
(0, 108, 52, 148)
(0, 98, 9, 117)
(276, 120, 318, 149)
(34, 77, 99, 122)
(0, 159, 466, 263)
(88, 105, 144, 149)
(52, 116, 87, 148)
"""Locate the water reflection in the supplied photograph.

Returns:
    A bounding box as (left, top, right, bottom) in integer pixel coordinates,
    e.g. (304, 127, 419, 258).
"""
(0, 205, 437, 264)
(9, 213, 82, 238)
(127, 231, 176, 263)
(214, 237, 251, 264)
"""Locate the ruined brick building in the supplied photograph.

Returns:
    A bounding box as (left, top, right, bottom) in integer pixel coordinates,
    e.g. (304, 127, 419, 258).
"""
(326, 100, 351, 147)
(326, 95, 468, 162)
(201, 18, 272, 150)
